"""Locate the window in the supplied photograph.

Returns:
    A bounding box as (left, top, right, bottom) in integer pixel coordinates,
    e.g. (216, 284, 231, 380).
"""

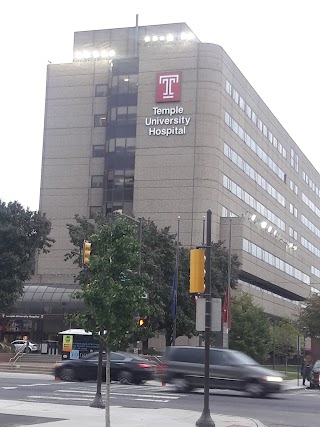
(91, 175, 104, 188)
(95, 84, 108, 97)
(94, 115, 107, 127)
(92, 145, 105, 157)
(89, 206, 102, 219)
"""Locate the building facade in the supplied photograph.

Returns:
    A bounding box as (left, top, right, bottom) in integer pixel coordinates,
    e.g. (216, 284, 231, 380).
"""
(20, 21, 320, 331)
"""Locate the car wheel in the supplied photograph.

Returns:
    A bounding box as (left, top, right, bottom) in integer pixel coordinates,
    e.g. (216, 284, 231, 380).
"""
(60, 367, 77, 382)
(245, 380, 266, 398)
(24, 347, 31, 354)
(118, 371, 133, 385)
(171, 377, 191, 393)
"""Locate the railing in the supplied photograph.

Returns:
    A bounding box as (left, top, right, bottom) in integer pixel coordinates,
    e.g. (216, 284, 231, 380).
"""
(9, 343, 27, 369)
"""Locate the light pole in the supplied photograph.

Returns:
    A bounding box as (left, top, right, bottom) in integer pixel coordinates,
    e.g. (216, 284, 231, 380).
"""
(172, 216, 180, 346)
(196, 209, 215, 427)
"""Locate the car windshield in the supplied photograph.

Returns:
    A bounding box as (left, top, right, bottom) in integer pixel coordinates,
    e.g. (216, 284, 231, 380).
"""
(313, 360, 320, 369)
(231, 351, 259, 365)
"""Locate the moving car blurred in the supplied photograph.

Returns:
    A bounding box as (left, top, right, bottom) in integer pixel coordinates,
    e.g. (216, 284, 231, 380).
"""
(309, 360, 320, 388)
(11, 340, 39, 353)
(54, 351, 156, 384)
(158, 346, 283, 397)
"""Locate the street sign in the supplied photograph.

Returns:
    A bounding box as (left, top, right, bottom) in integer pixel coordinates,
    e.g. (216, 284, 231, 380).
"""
(196, 297, 222, 331)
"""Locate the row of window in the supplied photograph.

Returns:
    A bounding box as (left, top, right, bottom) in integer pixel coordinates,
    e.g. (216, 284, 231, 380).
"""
(311, 266, 320, 279)
(238, 280, 302, 306)
(301, 214, 320, 239)
(223, 175, 285, 230)
(225, 112, 286, 181)
(301, 236, 320, 259)
(290, 148, 299, 172)
(303, 171, 320, 199)
(289, 180, 298, 195)
(288, 226, 298, 240)
(224, 143, 285, 207)
(226, 80, 287, 159)
(243, 238, 310, 285)
(302, 192, 320, 219)
(221, 206, 237, 218)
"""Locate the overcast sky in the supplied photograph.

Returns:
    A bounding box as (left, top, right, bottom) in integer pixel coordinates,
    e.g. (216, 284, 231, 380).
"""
(1, 0, 319, 211)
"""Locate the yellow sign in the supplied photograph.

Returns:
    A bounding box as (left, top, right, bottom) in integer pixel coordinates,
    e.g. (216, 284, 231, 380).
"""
(62, 334, 73, 352)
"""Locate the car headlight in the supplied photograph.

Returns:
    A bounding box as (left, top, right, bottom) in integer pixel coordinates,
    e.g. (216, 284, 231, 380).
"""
(263, 376, 283, 382)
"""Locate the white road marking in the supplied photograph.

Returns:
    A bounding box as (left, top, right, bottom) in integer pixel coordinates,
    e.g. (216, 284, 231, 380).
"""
(2, 387, 17, 390)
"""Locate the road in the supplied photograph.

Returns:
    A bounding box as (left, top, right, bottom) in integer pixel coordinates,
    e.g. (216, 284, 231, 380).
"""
(0, 375, 319, 427)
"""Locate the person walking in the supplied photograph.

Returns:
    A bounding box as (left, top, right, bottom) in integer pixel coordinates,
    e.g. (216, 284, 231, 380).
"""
(301, 358, 312, 386)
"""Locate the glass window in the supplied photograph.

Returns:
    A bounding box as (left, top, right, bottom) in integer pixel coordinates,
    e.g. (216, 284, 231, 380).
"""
(92, 145, 105, 157)
(95, 84, 108, 97)
(89, 206, 102, 219)
(94, 115, 107, 127)
(91, 175, 104, 188)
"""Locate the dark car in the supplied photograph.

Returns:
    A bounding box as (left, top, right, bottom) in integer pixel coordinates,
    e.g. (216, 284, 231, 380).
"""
(159, 346, 283, 397)
(54, 351, 156, 384)
(309, 360, 320, 388)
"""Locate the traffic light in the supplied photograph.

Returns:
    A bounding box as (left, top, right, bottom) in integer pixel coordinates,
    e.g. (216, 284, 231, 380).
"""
(138, 317, 146, 327)
(83, 240, 92, 266)
(190, 248, 206, 294)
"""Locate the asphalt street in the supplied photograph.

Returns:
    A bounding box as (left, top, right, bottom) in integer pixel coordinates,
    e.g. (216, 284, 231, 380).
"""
(0, 375, 319, 427)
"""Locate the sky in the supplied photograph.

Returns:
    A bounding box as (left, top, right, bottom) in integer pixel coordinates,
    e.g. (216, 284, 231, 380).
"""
(1, 1, 319, 211)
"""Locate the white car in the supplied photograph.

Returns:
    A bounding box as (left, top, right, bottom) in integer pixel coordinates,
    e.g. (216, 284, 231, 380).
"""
(11, 340, 38, 353)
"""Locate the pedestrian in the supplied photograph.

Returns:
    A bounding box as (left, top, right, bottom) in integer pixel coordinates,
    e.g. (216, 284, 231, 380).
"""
(301, 358, 312, 386)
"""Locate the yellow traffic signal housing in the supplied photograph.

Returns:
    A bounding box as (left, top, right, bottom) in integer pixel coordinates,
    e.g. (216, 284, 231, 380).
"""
(138, 318, 145, 327)
(190, 249, 206, 293)
(83, 240, 92, 266)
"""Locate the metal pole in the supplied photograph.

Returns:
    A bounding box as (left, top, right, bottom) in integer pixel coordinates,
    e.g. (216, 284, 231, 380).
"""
(227, 219, 232, 340)
(196, 209, 214, 427)
(202, 215, 206, 246)
(172, 216, 180, 346)
(138, 218, 142, 276)
(90, 331, 104, 408)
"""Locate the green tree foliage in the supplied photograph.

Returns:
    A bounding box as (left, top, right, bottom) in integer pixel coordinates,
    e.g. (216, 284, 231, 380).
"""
(0, 200, 53, 313)
(72, 218, 149, 349)
(211, 240, 241, 298)
(65, 216, 241, 348)
(229, 293, 271, 363)
(272, 319, 298, 373)
(70, 217, 149, 427)
(298, 293, 320, 337)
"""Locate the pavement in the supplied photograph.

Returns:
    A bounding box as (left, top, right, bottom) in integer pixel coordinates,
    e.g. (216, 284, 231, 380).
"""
(0, 374, 306, 427)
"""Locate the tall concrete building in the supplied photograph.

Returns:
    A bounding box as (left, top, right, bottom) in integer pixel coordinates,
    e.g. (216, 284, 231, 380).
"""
(9, 21, 320, 340)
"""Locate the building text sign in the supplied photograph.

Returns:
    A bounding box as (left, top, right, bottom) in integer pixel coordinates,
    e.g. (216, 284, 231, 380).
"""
(145, 106, 191, 136)
(145, 71, 191, 137)
(156, 72, 181, 102)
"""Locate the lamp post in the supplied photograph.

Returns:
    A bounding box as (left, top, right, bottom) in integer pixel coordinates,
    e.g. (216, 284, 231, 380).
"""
(172, 216, 180, 346)
(196, 209, 215, 427)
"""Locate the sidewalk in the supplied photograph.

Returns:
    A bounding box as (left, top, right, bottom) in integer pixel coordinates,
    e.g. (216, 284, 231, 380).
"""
(0, 375, 306, 427)
(0, 399, 267, 427)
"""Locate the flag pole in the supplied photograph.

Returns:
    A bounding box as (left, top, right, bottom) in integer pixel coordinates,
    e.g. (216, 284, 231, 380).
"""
(172, 216, 180, 346)
(227, 218, 232, 334)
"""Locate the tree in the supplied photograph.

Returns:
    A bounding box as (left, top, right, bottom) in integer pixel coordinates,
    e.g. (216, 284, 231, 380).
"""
(0, 200, 54, 313)
(210, 240, 241, 298)
(72, 217, 149, 427)
(298, 293, 320, 337)
(229, 293, 271, 363)
(272, 319, 298, 373)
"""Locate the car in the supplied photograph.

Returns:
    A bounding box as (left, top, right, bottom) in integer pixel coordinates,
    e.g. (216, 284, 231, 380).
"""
(11, 340, 39, 353)
(158, 346, 283, 397)
(309, 360, 320, 388)
(54, 351, 156, 384)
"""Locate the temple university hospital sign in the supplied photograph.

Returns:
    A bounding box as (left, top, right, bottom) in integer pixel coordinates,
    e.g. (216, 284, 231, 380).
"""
(144, 71, 191, 137)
